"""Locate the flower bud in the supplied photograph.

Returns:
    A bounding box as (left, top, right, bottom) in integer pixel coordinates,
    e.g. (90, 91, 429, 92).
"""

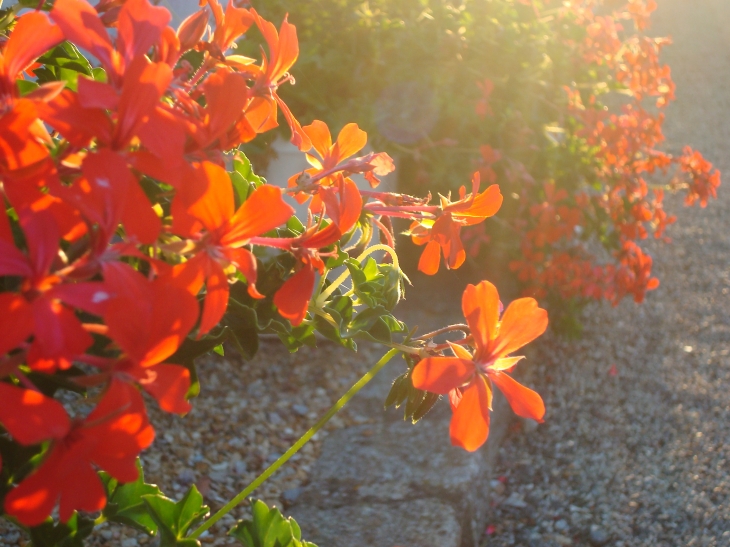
(177, 9, 209, 52)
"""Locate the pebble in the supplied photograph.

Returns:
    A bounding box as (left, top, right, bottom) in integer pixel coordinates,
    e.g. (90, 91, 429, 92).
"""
(503, 493, 527, 509)
(282, 487, 303, 505)
(292, 404, 309, 416)
(554, 519, 568, 532)
(589, 526, 610, 546)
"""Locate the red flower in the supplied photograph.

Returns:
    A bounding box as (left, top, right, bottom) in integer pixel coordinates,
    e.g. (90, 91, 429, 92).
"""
(4, 379, 154, 526)
(412, 281, 547, 451)
(288, 120, 368, 207)
(273, 176, 362, 325)
(410, 173, 503, 275)
(95, 263, 199, 413)
(0, 211, 108, 370)
(171, 161, 294, 335)
(201, 0, 253, 60)
(51, 0, 171, 85)
(244, 9, 311, 151)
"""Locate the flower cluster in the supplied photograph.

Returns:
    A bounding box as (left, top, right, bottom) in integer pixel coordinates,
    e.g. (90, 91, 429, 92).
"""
(0, 0, 528, 531)
(468, 0, 720, 307)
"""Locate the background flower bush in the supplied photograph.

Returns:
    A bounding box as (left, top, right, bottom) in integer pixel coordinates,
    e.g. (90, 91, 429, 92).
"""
(250, 0, 720, 332)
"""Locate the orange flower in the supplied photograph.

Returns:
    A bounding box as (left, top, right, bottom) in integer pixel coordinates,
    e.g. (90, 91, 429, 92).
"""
(171, 161, 294, 335)
(412, 281, 547, 451)
(410, 173, 503, 275)
(244, 9, 311, 151)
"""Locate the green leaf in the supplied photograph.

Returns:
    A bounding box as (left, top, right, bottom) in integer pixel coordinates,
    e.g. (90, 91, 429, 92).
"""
(16, 79, 39, 96)
(228, 500, 317, 547)
(384, 374, 407, 409)
(233, 153, 266, 188)
(35, 41, 94, 90)
(101, 460, 162, 536)
(411, 391, 441, 423)
(142, 486, 209, 547)
(404, 383, 426, 419)
(229, 170, 251, 209)
(28, 513, 95, 547)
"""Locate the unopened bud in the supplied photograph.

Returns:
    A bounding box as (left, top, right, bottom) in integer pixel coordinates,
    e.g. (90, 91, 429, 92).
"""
(177, 9, 209, 52)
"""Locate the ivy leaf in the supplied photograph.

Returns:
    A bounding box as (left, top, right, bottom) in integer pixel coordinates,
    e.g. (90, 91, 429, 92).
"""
(101, 460, 162, 536)
(233, 153, 266, 189)
(142, 486, 209, 547)
(35, 41, 93, 91)
(229, 500, 317, 547)
(28, 513, 95, 547)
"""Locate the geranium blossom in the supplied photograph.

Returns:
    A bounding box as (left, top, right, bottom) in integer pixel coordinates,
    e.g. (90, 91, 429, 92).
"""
(410, 173, 503, 275)
(412, 281, 547, 451)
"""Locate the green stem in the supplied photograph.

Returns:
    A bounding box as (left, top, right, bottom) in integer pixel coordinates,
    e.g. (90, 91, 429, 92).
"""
(189, 348, 401, 539)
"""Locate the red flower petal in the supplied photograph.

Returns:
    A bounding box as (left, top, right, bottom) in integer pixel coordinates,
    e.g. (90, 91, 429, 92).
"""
(0, 384, 70, 445)
(490, 297, 548, 358)
(303, 120, 332, 158)
(489, 371, 545, 422)
(449, 375, 492, 452)
(222, 185, 293, 246)
(3, 11, 63, 82)
(334, 123, 367, 163)
(135, 363, 192, 414)
(274, 265, 315, 326)
(418, 239, 441, 275)
(461, 281, 500, 360)
(51, 0, 116, 74)
(116, 0, 171, 65)
(412, 356, 473, 395)
(222, 247, 263, 299)
(184, 161, 235, 233)
(198, 257, 229, 337)
(0, 293, 33, 356)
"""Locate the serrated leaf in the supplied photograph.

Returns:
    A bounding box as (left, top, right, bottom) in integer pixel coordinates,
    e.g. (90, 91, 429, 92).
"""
(101, 460, 162, 536)
(142, 486, 209, 547)
(229, 170, 251, 209)
(28, 513, 95, 547)
(16, 79, 39, 96)
(233, 153, 265, 188)
(229, 500, 317, 547)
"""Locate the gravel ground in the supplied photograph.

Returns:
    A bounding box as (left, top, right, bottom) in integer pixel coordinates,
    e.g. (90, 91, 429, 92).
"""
(0, 341, 381, 546)
(482, 2, 730, 546)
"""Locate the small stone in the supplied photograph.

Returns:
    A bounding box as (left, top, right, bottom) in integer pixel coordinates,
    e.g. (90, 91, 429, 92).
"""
(282, 487, 303, 505)
(504, 493, 527, 508)
(121, 538, 138, 547)
(490, 479, 506, 496)
(292, 404, 309, 416)
(177, 468, 196, 486)
(553, 533, 572, 546)
(268, 412, 284, 425)
(232, 460, 248, 475)
(555, 519, 569, 532)
(589, 526, 609, 546)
